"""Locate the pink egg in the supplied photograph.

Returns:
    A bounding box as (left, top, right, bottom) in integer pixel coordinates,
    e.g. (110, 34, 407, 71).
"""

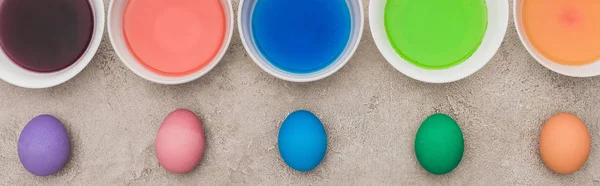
(155, 109, 205, 174)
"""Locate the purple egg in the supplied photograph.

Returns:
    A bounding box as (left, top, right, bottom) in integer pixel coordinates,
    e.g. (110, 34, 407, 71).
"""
(18, 115, 70, 176)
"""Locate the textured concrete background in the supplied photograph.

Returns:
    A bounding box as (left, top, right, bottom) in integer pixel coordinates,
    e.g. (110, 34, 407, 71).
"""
(1, 0, 600, 185)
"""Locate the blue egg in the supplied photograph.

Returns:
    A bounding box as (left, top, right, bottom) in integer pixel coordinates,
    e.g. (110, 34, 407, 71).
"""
(278, 110, 327, 172)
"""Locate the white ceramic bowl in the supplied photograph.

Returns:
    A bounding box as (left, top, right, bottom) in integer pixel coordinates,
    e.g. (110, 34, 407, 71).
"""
(370, 0, 509, 83)
(514, 0, 600, 77)
(108, 0, 234, 85)
(0, 0, 105, 89)
(238, 0, 364, 82)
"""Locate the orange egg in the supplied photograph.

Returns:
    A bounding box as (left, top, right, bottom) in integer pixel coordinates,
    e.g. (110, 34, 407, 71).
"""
(539, 113, 591, 174)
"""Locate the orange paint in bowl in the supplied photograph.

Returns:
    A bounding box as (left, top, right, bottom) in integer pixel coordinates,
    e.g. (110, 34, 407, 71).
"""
(123, 0, 226, 76)
(522, 0, 600, 66)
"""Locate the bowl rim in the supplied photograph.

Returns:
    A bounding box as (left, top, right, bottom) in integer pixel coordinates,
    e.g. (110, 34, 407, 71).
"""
(513, 0, 600, 77)
(0, 0, 105, 89)
(237, 0, 365, 83)
(369, 0, 509, 83)
(107, 0, 235, 85)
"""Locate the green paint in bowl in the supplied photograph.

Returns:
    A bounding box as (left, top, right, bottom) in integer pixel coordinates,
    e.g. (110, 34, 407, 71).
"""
(384, 0, 488, 69)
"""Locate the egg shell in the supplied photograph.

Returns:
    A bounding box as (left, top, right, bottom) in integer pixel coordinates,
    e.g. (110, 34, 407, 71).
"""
(540, 113, 591, 174)
(18, 115, 70, 176)
(414, 113, 464, 175)
(155, 109, 205, 174)
(278, 110, 327, 172)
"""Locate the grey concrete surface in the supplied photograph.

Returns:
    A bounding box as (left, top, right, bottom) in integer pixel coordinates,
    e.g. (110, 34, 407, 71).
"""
(1, 0, 600, 185)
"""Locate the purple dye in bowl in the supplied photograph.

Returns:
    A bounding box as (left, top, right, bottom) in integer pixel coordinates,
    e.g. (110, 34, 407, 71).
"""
(0, 0, 94, 72)
(18, 115, 70, 176)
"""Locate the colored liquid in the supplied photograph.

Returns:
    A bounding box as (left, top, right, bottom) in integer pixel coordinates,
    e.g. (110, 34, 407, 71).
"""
(384, 0, 488, 69)
(523, 0, 600, 65)
(123, 0, 226, 76)
(252, 0, 351, 74)
(0, 0, 94, 72)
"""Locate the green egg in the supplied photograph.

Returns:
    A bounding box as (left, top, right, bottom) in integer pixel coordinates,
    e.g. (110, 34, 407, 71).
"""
(415, 113, 464, 175)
